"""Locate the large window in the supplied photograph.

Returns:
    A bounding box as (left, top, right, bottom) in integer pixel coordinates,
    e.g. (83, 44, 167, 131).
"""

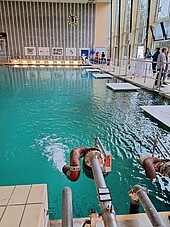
(153, 23, 165, 40)
(133, 0, 148, 57)
(154, 40, 170, 50)
(164, 21, 170, 39)
(122, 0, 131, 58)
(157, 0, 170, 21)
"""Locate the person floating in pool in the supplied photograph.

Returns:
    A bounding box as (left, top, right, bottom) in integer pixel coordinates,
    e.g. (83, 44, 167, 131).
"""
(142, 156, 170, 179)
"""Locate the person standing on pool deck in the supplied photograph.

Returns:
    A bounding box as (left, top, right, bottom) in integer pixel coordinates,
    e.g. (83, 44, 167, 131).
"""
(152, 47, 160, 75)
(154, 47, 167, 87)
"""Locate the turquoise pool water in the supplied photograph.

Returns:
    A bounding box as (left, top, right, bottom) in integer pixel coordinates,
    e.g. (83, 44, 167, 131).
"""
(0, 67, 169, 219)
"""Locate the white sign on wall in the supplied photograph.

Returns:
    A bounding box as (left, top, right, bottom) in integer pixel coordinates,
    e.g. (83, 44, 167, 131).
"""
(38, 47, 50, 56)
(66, 48, 76, 57)
(137, 46, 144, 58)
(52, 47, 63, 56)
(24, 47, 36, 56)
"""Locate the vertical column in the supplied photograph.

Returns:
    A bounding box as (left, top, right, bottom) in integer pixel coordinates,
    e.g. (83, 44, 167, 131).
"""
(147, 0, 158, 50)
(18, 1, 24, 58)
(77, 4, 80, 58)
(90, 4, 94, 51)
(59, 3, 62, 50)
(87, 4, 90, 50)
(118, 0, 126, 64)
(29, 2, 34, 48)
(66, 3, 69, 59)
(44, 2, 48, 48)
(37, 2, 41, 57)
(33, 2, 37, 59)
(6, 1, 14, 57)
(0, 2, 4, 31)
(80, 4, 83, 48)
(48, 2, 51, 59)
(83, 3, 86, 48)
(63, 3, 66, 59)
(130, 0, 139, 58)
(41, 2, 45, 48)
(51, 2, 55, 49)
(10, 1, 17, 55)
(26, 1, 31, 47)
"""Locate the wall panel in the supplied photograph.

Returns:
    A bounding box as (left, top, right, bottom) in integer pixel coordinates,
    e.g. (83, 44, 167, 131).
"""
(0, 1, 95, 59)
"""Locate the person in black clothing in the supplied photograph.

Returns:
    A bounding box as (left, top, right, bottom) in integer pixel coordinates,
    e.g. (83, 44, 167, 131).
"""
(162, 51, 169, 84)
(101, 52, 105, 63)
(152, 48, 160, 74)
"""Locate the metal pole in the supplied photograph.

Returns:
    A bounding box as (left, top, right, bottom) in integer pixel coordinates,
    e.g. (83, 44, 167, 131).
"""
(132, 185, 165, 227)
(125, 58, 128, 76)
(145, 0, 151, 53)
(90, 155, 118, 227)
(62, 187, 73, 227)
(128, 0, 133, 60)
(144, 61, 147, 83)
(96, 137, 107, 154)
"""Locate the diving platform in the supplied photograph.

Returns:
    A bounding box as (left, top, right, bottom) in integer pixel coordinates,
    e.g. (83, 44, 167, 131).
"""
(82, 65, 92, 68)
(92, 73, 112, 79)
(0, 184, 48, 227)
(141, 105, 170, 128)
(86, 68, 100, 72)
(106, 83, 140, 91)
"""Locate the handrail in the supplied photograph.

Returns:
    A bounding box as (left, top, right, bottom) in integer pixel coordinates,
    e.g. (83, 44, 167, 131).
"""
(129, 185, 166, 227)
(91, 155, 117, 227)
(101, 57, 170, 91)
(152, 136, 170, 158)
(94, 137, 112, 173)
(94, 137, 107, 154)
(157, 137, 170, 156)
(62, 187, 73, 227)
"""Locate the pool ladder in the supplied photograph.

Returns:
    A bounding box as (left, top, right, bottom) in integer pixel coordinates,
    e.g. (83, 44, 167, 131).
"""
(152, 136, 170, 158)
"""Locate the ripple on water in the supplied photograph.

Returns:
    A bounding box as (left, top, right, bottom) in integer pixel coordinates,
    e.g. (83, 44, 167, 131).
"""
(35, 135, 69, 172)
(0, 67, 170, 218)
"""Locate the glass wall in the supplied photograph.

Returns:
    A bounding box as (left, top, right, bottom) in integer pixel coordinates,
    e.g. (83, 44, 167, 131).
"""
(111, 0, 170, 61)
(153, 0, 170, 52)
(157, 0, 170, 21)
(133, 0, 148, 58)
(122, 0, 131, 58)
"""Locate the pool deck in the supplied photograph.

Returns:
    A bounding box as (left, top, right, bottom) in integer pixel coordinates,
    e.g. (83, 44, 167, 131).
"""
(0, 184, 169, 226)
(50, 212, 170, 226)
(86, 68, 101, 72)
(0, 184, 48, 227)
(92, 73, 112, 79)
(106, 82, 140, 91)
(141, 105, 170, 128)
(95, 65, 170, 100)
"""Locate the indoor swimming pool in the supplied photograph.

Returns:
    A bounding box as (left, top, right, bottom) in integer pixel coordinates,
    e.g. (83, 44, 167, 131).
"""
(0, 66, 169, 219)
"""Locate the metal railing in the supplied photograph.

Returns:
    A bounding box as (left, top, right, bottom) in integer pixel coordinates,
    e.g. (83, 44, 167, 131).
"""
(96, 57, 170, 91)
(129, 185, 166, 227)
(94, 137, 112, 173)
(152, 136, 170, 159)
(62, 187, 73, 227)
(91, 155, 117, 227)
